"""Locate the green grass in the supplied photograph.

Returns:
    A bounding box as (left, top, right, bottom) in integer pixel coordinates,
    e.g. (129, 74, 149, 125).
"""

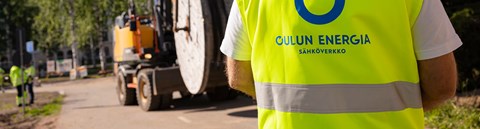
(85, 73, 113, 79)
(25, 96, 63, 117)
(40, 73, 113, 84)
(40, 76, 70, 83)
(425, 101, 480, 129)
(0, 104, 15, 111)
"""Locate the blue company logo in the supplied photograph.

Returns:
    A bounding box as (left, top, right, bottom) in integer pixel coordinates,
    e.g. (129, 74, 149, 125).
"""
(295, 0, 345, 25)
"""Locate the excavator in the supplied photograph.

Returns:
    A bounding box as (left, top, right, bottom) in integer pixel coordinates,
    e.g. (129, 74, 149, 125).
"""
(113, 0, 236, 111)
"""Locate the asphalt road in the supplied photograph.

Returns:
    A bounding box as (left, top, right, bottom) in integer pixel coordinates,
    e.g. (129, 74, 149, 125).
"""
(35, 77, 258, 129)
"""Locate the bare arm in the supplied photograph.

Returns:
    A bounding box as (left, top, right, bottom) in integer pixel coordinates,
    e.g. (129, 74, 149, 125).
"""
(418, 52, 457, 111)
(226, 57, 256, 98)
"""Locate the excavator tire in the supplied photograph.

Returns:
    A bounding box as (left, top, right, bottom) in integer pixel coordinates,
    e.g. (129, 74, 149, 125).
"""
(116, 71, 137, 105)
(136, 69, 172, 111)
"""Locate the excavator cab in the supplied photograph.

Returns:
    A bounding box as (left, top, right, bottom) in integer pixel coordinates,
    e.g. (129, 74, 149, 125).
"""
(113, 0, 175, 66)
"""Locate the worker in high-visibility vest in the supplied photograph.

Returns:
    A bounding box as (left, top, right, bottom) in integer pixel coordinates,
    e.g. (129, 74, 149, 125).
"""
(221, 0, 462, 128)
(10, 65, 26, 107)
(0, 67, 5, 93)
(25, 63, 36, 105)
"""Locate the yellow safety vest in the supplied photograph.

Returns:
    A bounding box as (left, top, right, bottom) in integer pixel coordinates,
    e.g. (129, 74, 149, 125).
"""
(236, 0, 424, 128)
(9, 66, 24, 87)
(0, 68, 4, 85)
(25, 66, 35, 83)
(25, 66, 35, 76)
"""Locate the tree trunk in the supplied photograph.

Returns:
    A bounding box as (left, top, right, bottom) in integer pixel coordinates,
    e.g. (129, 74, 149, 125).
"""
(6, 26, 13, 68)
(99, 45, 105, 71)
(89, 37, 96, 67)
(6, 49, 14, 67)
(97, 28, 105, 72)
(71, 44, 79, 67)
(69, 0, 79, 78)
(94, 3, 106, 73)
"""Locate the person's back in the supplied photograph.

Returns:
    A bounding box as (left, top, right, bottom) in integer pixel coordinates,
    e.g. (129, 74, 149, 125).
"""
(221, 0, 462, 128)
(10, 66, 22, 87)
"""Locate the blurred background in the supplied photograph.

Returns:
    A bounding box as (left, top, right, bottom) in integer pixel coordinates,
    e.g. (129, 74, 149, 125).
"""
(0, 0, 478, 129)
(0, 0, 132, 78)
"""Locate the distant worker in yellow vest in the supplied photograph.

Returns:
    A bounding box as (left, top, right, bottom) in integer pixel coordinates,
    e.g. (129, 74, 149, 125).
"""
(10, 65, 27, 107)
(25, 63, 36, 105)
(221, 0, 462, 128)
(0, 67, 5, 93)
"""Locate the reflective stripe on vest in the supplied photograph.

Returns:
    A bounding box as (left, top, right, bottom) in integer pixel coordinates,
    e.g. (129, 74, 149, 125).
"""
(255, 81, 422, 114)
(236, 0, 425, 128)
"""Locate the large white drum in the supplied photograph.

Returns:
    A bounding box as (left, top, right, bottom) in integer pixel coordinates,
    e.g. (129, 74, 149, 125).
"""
(174, 0, 234, 94)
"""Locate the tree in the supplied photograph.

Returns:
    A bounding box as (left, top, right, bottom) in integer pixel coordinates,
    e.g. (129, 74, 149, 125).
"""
(0, 0, 38, 66)
(442, 0, 480, 92)
(89, 0, 127, 72)
(31, 0, 65, 59)
(31, 0, 127, 72)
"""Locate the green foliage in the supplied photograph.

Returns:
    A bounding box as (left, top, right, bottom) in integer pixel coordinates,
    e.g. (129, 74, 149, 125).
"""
(134, 0, 153, 16)
(451, 8, 480, 91)
(25, 96, 63, 117)
(11, 0, 128, 67)
(31, 0, 65, 51)
(442, 1, 480, 92)
(0, 0, 38, 52)
(425, 101, 480, 129)
(31, 0, 128, 51)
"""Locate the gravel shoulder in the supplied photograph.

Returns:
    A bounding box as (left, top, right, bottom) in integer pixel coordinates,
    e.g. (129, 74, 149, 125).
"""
(0, 92, 61, 129)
